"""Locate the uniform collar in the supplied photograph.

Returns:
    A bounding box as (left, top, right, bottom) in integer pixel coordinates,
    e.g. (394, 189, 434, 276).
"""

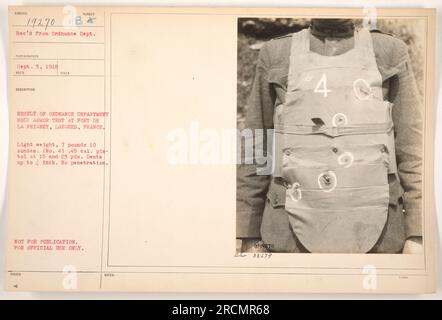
(310, 19, 355, 39)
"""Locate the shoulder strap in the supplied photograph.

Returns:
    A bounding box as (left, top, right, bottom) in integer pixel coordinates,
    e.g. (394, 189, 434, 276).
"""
(354, 28, 375, 56)
(288, 28, 310, 89)
(289, 28, 310, 56)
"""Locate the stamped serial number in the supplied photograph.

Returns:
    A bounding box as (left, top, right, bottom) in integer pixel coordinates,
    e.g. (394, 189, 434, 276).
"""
(216, 304, 270, 315)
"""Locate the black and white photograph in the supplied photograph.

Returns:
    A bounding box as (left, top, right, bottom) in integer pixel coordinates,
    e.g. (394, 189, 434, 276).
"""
(236, 17, 425, 254)
(1, 4, 438, 295)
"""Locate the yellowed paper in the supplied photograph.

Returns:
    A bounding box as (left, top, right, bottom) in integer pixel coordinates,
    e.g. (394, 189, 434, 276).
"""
(5, 6, 436, 293)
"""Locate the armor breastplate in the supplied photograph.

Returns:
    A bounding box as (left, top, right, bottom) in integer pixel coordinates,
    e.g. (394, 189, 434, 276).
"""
(273, 28, 397, 253)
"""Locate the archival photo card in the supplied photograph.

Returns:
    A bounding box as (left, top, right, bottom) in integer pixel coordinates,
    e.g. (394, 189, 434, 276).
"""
(5, 6, 437, 293)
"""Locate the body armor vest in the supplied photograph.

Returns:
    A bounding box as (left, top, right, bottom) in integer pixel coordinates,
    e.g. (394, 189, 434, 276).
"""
(273, 28, 397, 253)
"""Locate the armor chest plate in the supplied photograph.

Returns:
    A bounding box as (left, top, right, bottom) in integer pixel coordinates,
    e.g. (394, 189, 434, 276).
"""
(274, 28, 397, 253)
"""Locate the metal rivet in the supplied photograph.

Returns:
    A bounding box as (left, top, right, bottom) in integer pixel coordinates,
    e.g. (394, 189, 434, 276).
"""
(288, 182, 302, 202)
(322, 174, 331, 185)
(318, 171, 337, 192)
(338, 151, 354, 168)
(332, 113, 348, 127)
(353, 78, 373, 100)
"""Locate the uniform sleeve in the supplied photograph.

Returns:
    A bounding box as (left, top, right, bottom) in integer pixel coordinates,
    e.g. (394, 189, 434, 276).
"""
(389, 40, 423, 238)
(236, 43, 275, 239)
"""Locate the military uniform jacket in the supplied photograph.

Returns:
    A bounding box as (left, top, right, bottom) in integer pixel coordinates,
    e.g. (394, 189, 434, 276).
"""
(236, 29, 423, 248)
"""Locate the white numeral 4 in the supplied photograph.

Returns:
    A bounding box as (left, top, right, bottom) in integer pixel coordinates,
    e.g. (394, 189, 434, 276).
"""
(314, 74, 332, 97)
